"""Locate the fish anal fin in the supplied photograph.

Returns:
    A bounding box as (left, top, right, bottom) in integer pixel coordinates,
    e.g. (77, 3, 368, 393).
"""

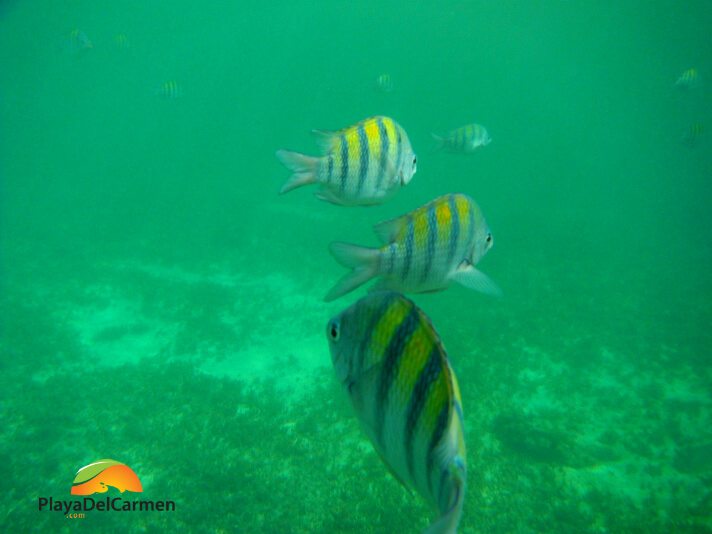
(315, 189, 347, 206)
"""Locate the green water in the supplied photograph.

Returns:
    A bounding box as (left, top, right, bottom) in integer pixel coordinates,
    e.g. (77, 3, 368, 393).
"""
(1, 1, 711, 532)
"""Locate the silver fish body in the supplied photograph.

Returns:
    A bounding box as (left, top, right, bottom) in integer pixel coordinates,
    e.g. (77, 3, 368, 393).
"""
(325, 193, 500, 301)
(327, 291, 466, 534)
(432, 123, 491, 153)
(276, 116, 416, 206)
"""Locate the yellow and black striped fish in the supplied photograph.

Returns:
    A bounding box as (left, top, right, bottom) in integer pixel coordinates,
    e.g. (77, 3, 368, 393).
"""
(64, 29, 93, 55)
(276, 116, 417, 206)
(325, 193, 500, 301)
(327, 292, 466, 534)
(375, 73, 394, 93)
(432, 123, 491, 153)
(114, 33, 130, 49)
(156, 80, 182, 99)
(682, 122, 703, 147)
(675, 68, 699, 89)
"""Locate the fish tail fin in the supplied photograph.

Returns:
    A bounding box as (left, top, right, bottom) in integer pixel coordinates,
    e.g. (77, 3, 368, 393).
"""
(276, 149, 319, 194)
(324, 242, 380, 302)
(425, 462, 466, 534)
(430, 133, 444, 152)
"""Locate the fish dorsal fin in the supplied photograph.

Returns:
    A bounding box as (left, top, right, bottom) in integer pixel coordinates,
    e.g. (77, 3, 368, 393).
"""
(373, 214, 409, 244)
(311, 129, 339, 154)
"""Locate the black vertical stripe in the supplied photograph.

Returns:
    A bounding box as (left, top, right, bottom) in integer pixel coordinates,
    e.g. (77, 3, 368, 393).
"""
(426, 403, 451, 496)
(374, 305, 420, 448)
(421, 204, 438, 282)
(339, 134, 348, 192)
(387, 243, 396, 274)
(357, 124, 369, 193)
(446, 195, 460, 266)
(326, 154, 334, 183)
(394, 127, 403, 178)
(404, 345, 443, 482)
(402, 217, 415, 281)
(376, 117, 389, 191)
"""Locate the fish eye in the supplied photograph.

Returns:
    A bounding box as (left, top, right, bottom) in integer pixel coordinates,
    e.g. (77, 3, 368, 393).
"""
(412, 155, 417, 166)
(486, 233, 493, 244)
(328, 319, 340, 342)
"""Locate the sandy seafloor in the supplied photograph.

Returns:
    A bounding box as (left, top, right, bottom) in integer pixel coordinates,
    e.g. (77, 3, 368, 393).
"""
(1, 218, 710, 533)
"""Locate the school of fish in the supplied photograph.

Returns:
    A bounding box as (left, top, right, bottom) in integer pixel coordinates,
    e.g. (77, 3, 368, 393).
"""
(49, 20, 706, 534)
(277, 107, 502, 532)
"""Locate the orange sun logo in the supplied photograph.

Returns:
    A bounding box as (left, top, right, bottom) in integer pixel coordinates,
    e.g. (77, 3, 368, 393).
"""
(70, 459, 143, 495)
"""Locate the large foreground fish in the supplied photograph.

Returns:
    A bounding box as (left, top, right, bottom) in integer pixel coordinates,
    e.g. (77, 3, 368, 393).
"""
(325, 193, 500, 301)
(276, 116, 417, 206)
(327, 291, 466, 534)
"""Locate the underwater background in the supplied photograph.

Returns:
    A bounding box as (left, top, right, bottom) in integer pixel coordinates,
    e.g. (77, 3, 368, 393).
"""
(1, 1, 711, 532)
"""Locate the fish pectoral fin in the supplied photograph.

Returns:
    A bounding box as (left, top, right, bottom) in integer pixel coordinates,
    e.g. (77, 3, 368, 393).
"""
(311, 129, 338, 154)
(373, 214, 409, 244)
(450, 263, 502, 297)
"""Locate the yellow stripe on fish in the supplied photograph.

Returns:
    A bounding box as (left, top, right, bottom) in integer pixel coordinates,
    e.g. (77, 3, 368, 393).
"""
(327, 292, 466, 533)
(364, 296, 411, 371)
(275, 116, 416, 206)
(325, 193, 501, 301)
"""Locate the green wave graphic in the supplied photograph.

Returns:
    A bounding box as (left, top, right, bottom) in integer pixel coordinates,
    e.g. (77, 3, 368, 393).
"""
(72, 459, 124, 485)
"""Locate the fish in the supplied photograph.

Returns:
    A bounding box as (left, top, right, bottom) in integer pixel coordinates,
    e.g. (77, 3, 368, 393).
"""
(63, 29, 93, 55)
(156, 80, 182, 99)
(326, 291, 466, 534)
(682, 122, 703, 147)
(432, 124, 491, 153)
(376, 73, 394, 93)
(325, 193, 500, 301)
(114, 33, 130, 49)
(276, 116, 417, 206)
(675, 68, 699, 89)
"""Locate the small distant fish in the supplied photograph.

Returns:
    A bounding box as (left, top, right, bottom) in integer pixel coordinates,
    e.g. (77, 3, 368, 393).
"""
(375, 73, 394, 93)
(156, 81, 182, 99)
(276, 116, 417, 206)
(675, 68, 699, 89)
(64, 29, 93, 55)
(325, 193, 500, 301)
(682, 122, 703, 147)
(327, 291, 466, 534)
(432, 123, 491, 153)
(114, 33, 130, 49)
